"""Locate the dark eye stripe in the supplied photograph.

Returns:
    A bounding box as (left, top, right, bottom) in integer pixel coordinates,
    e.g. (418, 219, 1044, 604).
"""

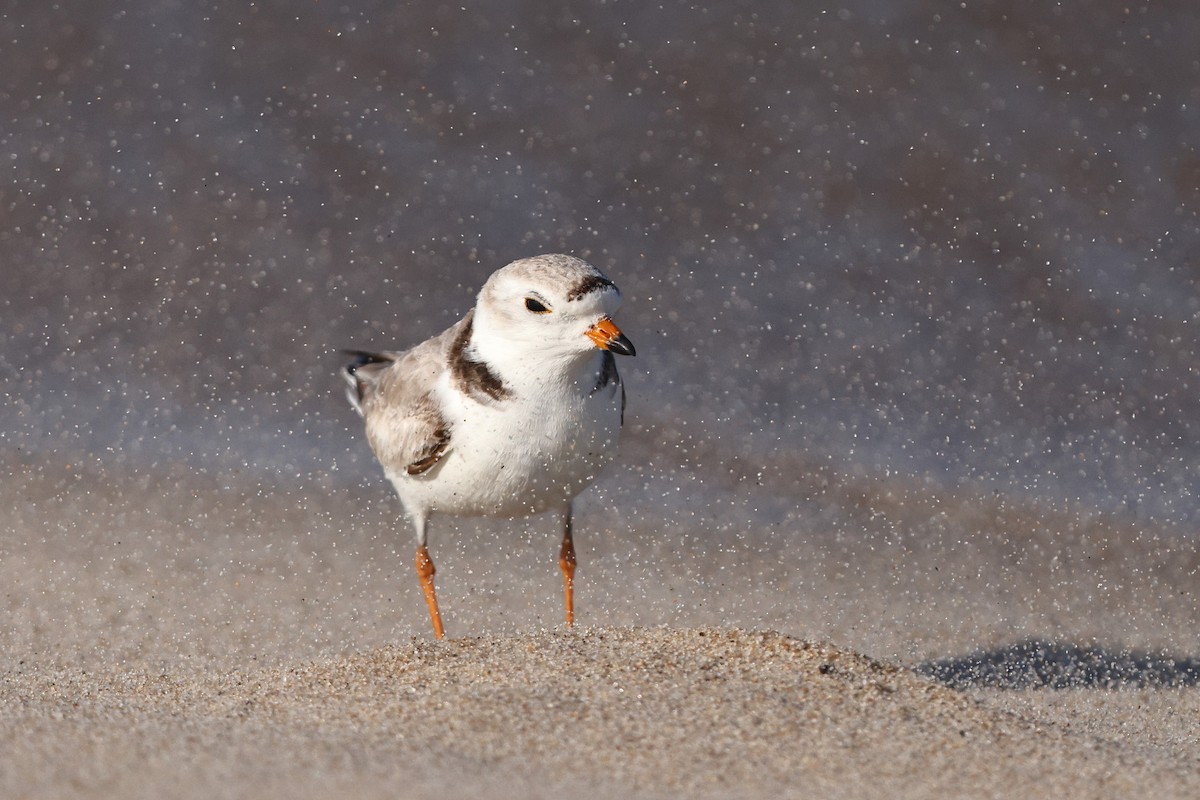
(567, 274, 615, 301)
(525, 297, 550, 313)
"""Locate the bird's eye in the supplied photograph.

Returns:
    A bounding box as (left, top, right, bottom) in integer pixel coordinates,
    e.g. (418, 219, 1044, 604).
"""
(524, 297, 550, 314)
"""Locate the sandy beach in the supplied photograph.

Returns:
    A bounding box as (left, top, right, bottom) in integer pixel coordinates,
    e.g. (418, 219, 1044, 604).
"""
(6, 3, 1200, 797)
(3, 456, 1198, 799)
(6, 625, 1200, 800)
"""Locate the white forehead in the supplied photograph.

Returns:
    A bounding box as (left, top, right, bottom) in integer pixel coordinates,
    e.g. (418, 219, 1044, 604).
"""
(483, 254, 621, 306)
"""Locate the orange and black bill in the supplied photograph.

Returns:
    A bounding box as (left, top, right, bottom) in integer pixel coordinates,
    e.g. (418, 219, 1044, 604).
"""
(585, 317, 636, 356)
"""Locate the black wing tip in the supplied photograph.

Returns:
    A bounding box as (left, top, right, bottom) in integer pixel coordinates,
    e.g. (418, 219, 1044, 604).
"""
(343, 349, 395, 374)
(341, 350, 397, 415)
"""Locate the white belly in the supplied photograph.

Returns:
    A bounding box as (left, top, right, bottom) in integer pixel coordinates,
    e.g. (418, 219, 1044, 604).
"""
(387, 371, 622, 518)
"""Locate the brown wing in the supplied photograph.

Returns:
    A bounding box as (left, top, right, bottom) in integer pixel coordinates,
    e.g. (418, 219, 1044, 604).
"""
(344, 315, 470, 476)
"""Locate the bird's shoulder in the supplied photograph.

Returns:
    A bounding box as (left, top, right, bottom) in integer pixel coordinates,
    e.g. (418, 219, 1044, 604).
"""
(355, 312, 475, 475)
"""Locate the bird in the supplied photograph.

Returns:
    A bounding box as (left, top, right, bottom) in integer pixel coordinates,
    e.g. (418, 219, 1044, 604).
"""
(342, 254, 635, 639)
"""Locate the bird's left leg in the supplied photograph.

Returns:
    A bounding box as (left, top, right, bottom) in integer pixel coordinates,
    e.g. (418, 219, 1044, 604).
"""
(557, 503, 576, 627)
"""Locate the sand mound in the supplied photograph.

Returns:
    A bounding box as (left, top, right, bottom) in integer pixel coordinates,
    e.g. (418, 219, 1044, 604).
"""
(5, 627, 1199, 799)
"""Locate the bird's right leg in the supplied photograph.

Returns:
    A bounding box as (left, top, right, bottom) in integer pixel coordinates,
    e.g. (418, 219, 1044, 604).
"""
(412, 514, 445, 639)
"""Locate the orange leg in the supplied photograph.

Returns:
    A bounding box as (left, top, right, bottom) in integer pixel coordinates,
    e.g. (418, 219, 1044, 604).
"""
(415, 544, 445, 640)
(558, 514, 576, 627)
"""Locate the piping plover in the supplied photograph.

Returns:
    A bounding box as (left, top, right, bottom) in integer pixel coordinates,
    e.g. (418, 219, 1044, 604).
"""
(343, 254, 635, 639)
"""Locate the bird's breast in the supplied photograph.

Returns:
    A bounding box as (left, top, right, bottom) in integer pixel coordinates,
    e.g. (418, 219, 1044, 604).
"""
(399, 371, 623, 517)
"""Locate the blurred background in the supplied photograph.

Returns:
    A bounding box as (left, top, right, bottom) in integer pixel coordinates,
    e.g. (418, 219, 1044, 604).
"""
(2, 1, 1198, 665)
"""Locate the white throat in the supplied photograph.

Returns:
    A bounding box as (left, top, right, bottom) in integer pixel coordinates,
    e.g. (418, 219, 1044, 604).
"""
(470, 306, 601, 394)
